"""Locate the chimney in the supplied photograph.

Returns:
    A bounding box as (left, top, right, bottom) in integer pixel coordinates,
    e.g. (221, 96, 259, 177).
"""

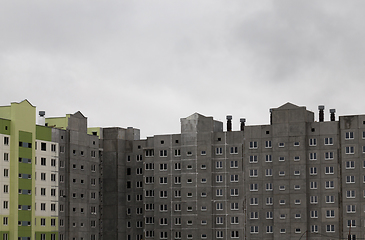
(38, 111, 46, 126)
(226, 115, 232, 132)
(330, 109, 336, 121)
(318, 105, 325, 122)
(240, 118, 246, 131)
(269, 109, 273, 125)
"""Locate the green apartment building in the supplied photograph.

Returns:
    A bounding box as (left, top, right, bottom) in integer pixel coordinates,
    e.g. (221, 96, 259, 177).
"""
(0, 100, 59, 240)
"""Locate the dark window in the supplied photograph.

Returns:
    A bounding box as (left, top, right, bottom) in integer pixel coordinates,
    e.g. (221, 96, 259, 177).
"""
(41, 142, 46, 151)
(127, 168, 131, 175)
(127, 181, 131, 188)
(266, 131, 270, 134)
(218, 138, 221, 141)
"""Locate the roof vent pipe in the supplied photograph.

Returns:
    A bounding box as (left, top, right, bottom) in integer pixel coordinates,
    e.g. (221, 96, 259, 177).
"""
(318, 105, 325, 122)
(226, 115, 232, 132)
(240, 118, 246, 131)
(330, 109, 336, 121)
(38, 111, 46, 126)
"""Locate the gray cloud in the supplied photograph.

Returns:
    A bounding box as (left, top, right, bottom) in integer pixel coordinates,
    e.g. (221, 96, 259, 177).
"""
(1, 1, 365, 137)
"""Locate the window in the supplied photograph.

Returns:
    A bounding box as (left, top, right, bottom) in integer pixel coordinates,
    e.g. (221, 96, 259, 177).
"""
(41, 142, 46, 151)
(309, 138, 317, 146)
(280, 229, 286, 234)
(325, 181, 334, 189)
(216, 161, 223, 169)
(265, 155, 272, 162)
(91, 178, 96, 186)
(41, 157, 46, 166)
(347, 205, 356, 213)
(249, 141, 258, 149)
(326, 195, 335, 203)
(160, 191, 167, 198)
(309, 152, 317, 160)
(278, 142, 285, 147)
(266, 211, 273, 219)
(231, 202, 238, 210)
(216, 231, 223, 238)
(230, 146, 238, 154)
(250, 184, 258, 191)
(159, 150, 167, 157)
(174, 190, 181, 198)
(230, 188, 239, 196)
(160, 177, 167, 184)
(346, 161, 355, 169)
(325, 137, 333, 145)
(348, 220, 356, 227)
(174, 177, 181, 184)
(325, 166, 334, 174)
(295, 213, 301, 219)
(250, 212, 258, 219)
(266, 183, 273, 191)
(216, 217, 223, 224)
(174, 149, 181, 156)
(41, 188, 46, 196)
(266, 197, 273, 205)
(230, 160, 238, 168)
(346, 132, 354, 140)
(160, 163, 167, 171)
(347, 175, 355, 183)
(41, 173, 46, 180)
(230, 174, 239, 182)
(325, 152, 334, 160)
(310, 196, 318, 204)
(4, 153, 9, 161)
(250, 226, 259, 234)
(51, 174, 56, 182)
(231, 231, 239, 238)
(294, 185, 300, 190)
(279, 185, 285, 191)
(216, 175, 223, 183)
(216, 147, 222, 155)
(346, 146, 355, 154)
(3, 217, 8, 225)
(280, 214, 286, 220)
(216, 189, 223, 196)
(279, 199, 285, 205)
(216, 203, 223, 210)
(347, 190, 356, 198)
(266, 226, 273, 233)
(265, 141, 272, 148)
(279, 171, 285, 176)
(3, 169, 8, 177)
(249, 155, 258, 163)
(174, 218, 181, 225)
(294, 170, 300, 175)
(326, 210, 335, 218)
(294, 141, 300, 146)
(250, 197, 258, 205)
(311, 225, 318, 233)
(4, 137, 9, 145)
(41, 218, 46, 226)
(265, 168, 272, 176)
(311, 210, 318, 218)
(310, 167, 317, 175)
(174, 163, 181, 170)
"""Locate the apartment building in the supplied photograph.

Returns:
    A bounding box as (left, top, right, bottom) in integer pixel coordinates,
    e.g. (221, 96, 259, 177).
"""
(2, 99, 365, 240)
(105, 102, 363, 240)
(0, 100, 59, 240)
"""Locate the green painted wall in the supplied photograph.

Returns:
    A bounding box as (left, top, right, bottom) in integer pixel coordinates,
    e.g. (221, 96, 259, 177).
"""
(45, 115, 70, 130)
(87, 127, 101, 138)
(35, 126, 51, 141)
(0, 119, 10, 135)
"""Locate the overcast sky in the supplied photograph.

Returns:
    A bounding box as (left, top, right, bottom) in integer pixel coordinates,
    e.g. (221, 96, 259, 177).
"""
(1, 1, 365, 138)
